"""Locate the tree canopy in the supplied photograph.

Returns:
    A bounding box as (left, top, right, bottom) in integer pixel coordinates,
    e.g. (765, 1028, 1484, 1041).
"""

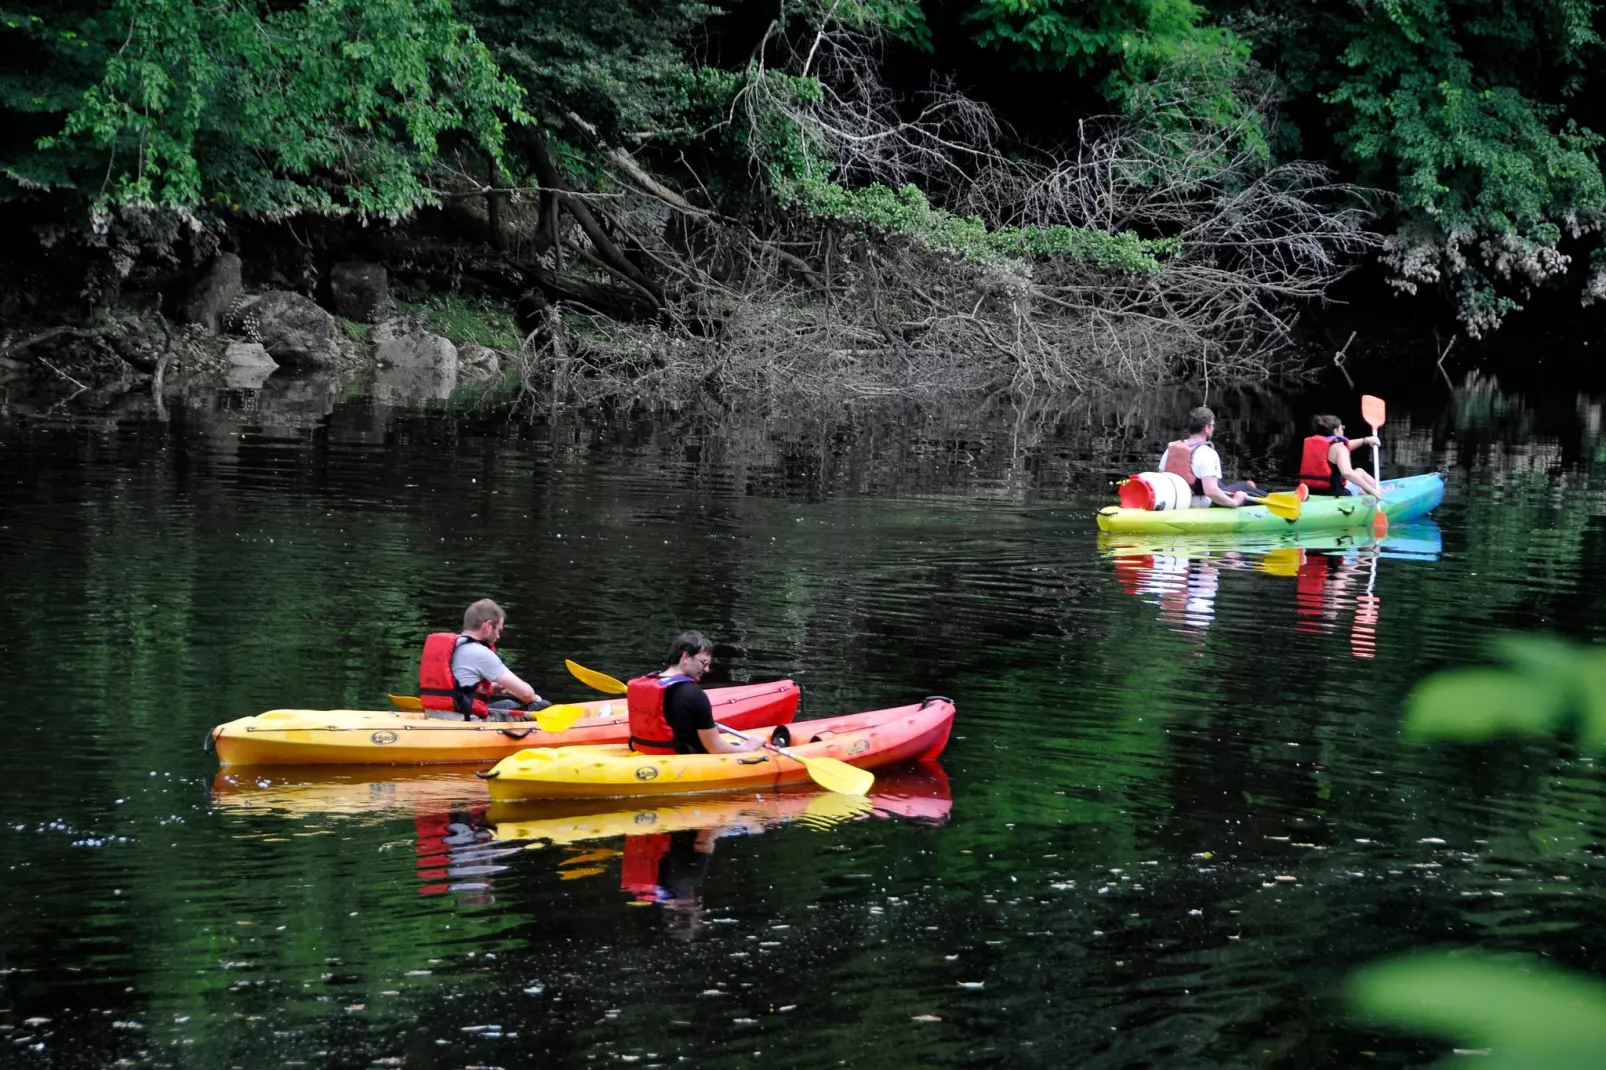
(4, 0, 1606, 364)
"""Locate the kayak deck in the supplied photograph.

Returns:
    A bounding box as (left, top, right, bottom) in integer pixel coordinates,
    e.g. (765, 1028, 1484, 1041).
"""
(482, 697, 956, 800)
(209, 681, 800, 767)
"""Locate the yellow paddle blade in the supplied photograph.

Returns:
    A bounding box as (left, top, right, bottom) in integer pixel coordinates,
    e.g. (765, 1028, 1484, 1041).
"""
(532, 703, 586, 733)
(565, 659, 628, 695)
(388, 694, 424, 711)
(1361, 394, 1386, 429)
(793, 753, 875, 796)
(1260, 491, 1302, 521)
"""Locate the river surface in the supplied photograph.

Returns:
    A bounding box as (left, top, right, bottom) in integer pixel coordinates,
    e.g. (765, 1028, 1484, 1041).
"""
(2, 374, 1604, 1067)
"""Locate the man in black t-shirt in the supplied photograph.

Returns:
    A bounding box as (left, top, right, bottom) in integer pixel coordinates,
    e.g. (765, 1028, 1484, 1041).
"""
(657, 631, 767, 755)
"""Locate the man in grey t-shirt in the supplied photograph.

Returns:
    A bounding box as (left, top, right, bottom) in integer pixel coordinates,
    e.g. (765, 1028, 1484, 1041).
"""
(425, 599, 545, 720)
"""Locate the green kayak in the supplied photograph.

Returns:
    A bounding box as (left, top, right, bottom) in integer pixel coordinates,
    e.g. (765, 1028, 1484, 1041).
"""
(1095, 472, 1445, 535)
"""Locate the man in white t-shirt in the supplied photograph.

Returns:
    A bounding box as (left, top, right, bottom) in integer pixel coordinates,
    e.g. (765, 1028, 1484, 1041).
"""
(1158, 406, 1266, 508)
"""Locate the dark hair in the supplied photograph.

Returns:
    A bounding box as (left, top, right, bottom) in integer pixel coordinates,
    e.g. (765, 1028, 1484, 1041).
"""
(1311, 414, 1343, 434)
(1186, 406, 1216, 435)
(666, 630, 714, 664)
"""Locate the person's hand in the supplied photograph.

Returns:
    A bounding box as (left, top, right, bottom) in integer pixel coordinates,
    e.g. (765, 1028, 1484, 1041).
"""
(1230, 491, 1248, 506)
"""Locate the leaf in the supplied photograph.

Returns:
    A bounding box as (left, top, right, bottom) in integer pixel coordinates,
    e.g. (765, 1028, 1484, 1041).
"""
(1350, 951, 1606, 1068)
(1402, 667, 1571, 741)
(1576, 651, 1606, 749)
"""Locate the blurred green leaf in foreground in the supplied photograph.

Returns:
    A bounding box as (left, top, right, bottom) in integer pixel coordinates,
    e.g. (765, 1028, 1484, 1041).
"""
(1350, 951, 1606, 1070)
(1403, 635, 1606, 748)
(1355, 636, 1606, 1065)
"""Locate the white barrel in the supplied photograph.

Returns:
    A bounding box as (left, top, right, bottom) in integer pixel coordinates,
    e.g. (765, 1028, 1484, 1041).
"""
(1137, 471, 1193, 510)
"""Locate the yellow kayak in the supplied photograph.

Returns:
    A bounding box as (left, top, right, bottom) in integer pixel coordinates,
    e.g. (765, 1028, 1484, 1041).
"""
(208, 681, 800, 766)
(482, 698, 956, 800)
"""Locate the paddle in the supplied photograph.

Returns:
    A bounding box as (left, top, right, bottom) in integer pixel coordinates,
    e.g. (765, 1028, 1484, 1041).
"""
(1361, 394, 1386, 484)
(386, 694, 585, 733)
(565, 659, 627, 695)
(1253, 490, 1303, 521)
(716, 724, 875, 795)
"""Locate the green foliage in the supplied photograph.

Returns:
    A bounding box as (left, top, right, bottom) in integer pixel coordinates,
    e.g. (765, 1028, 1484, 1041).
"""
(962, 0, 1259, 137)
(962, 0, 1268, 175)
(391, 285, 522, 352)
(4, 0, 527, 218)
(1351, 951, 1606, 1068)
(965, 0, 1219, 78)
(844, 0, 933, 51)
(1403, 635, 1606, 748)
(1228, 0, 1606, 333)
(781, 174, 1178, 272)
(464, 0, 714, 147)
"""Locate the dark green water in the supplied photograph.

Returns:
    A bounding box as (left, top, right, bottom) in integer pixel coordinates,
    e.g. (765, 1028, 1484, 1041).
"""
(2, 380, 1605, 1067)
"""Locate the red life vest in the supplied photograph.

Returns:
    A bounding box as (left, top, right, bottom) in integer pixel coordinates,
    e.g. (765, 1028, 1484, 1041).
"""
(1298, 434, 1347, 494)
(418, 632, 496, 717)
(1161, 439, 1205, 492)
(627, 672, 695, 754)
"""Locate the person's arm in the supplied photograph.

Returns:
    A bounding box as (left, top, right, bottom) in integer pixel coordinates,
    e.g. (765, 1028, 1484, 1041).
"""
(696, 725, 763, 753)
(493, 670, 537, 705)
(1331, 442, 1383, 497)
(1200, 474, 1248, 508)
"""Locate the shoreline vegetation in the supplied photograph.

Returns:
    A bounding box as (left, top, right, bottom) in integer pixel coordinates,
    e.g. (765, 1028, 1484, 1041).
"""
(2, 1, 1602, 409)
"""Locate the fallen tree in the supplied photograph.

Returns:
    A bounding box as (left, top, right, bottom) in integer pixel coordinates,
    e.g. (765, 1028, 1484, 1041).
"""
(493, 6, 1383, 406)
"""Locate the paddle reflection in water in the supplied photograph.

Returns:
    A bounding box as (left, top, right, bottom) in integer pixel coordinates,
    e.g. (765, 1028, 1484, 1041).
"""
(1101, 520, 1444, 654)
(489, 763, 952, 937)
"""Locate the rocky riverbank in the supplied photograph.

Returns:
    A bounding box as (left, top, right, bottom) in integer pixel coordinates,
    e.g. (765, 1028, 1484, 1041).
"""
(0, 251, 516, 407)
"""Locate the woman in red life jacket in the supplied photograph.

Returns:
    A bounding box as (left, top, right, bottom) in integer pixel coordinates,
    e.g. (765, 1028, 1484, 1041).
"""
(418, 599, 545, 722)
(627, 631, 773, 754)
(1298, 415, 1384, 497)
(1159, 406, 1267, 508)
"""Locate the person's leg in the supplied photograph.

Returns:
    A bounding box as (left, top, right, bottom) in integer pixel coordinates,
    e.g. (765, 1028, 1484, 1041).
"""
(1220, 480, 1268, 499)
(483, 697, 554, 722)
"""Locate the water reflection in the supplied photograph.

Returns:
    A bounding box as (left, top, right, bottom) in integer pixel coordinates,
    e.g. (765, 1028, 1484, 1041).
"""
(209, 762, 953, 921)
(1102, 520, 1444, 653)
(491, 764, 951, 936)
(210, 767, 520, 902)
(11, 375, 1606, 1068)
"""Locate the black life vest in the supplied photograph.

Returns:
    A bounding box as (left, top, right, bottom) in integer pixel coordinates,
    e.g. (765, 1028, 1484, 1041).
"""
(627, 671, 695, 754)
(1298, 434, 1348, 494)
(418, 632, 496, 717)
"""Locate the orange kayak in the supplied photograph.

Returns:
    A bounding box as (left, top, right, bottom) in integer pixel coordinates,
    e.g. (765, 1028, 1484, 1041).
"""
(481, 697, 956, 800)
(208, 681, 801, 767)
